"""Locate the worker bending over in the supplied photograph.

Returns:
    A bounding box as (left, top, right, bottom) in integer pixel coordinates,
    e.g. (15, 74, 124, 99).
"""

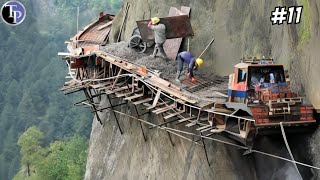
(148, 17, 169, 60)
(175, 51, 203, 82)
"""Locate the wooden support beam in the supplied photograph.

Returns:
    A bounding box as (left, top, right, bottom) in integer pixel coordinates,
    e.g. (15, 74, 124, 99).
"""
(185, 121, 197, 127)
(89, 81, 113, 89)
(196, 125, 211, 131)
(124, 94, 144, 101)
(112, 69, 123, 90)
(177, 116, 197, 124)
(200, 127, 213, 133)
(132, 98, 153, 105)
(163, 109, 185, 119)
(105, 85, 131, 95)
(152, 105, 174, 114)
(115, 91, 134, 98)
(115, 88, 142, 98)
(148, 89, 161, 109)
(146, 101, 171, 110)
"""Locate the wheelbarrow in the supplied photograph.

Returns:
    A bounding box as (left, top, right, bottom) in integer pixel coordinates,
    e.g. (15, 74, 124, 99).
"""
(128, 27, 154, 53)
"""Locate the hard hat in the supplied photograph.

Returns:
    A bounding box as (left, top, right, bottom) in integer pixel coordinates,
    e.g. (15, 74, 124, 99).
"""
(196, 58, 203, 67)
(151, 17, 160, 25)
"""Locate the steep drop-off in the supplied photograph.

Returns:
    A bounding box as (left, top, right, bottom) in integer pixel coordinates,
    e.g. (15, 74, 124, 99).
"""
(85, 0, 320, 179)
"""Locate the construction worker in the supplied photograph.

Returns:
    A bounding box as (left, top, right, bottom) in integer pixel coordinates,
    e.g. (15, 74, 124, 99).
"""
(175, 51, 204, 82)
(148, 17, 169, 59)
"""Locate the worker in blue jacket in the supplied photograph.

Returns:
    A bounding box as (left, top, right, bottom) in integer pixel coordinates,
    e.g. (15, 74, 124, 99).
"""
(175, 51, 204, 82)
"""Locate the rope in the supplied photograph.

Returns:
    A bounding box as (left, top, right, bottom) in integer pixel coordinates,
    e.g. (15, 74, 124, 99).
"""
(280, 122, 303, 179)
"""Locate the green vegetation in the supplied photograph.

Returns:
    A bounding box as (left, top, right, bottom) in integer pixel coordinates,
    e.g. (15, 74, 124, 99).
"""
(298, 0, 311, 48)
(0, 0, 122, 179)
(13, 127, 87, 180)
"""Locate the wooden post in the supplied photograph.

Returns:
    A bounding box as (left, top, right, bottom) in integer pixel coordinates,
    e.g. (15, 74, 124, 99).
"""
(112, 69, 123, 90)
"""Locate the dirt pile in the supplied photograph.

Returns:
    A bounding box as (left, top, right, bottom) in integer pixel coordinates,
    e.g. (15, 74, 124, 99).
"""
(100, 42, 178, 80)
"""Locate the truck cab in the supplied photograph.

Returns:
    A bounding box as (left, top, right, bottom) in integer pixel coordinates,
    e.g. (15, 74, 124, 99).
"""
(227, 58, 316, 126)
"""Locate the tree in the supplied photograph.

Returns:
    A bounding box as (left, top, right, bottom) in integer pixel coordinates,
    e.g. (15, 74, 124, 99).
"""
(17, 127, 44, 176)
(37, 136, 88, 180)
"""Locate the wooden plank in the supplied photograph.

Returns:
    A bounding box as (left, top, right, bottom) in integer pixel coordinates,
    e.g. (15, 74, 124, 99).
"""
(151, 90, 161, 107)
(97, 21, 113, 30)
(133, 98, 153, 105)
(185, 121, 197, 127)
(200, 127, 213, 133)
(58, 52, 73, 56)
(104, 89, 115, 95)
(178, 116, 197, 123)
(124, 94, 144, 101)
(196, 124, 211, 131)
(111, 69, 123, 89)
(113, 86, 130, 92)
(146, 101, 171, 110)
(115, 91, 134, 98)
(104, 86, 130, 95)
(163, 110, 185, 119)
(115, 89, 142, 98)
(152, 105, 174, 114)
(89, 81, 113, 89)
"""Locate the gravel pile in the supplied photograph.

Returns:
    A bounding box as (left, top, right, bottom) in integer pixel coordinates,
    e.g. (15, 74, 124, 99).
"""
(100, 42, 228, 101)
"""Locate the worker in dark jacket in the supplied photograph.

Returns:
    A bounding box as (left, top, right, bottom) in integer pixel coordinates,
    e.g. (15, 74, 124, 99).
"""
(175, 51, 204, 82)
(148, 17, 169, 59)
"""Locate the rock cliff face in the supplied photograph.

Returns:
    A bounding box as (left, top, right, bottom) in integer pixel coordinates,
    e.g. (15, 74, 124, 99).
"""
(85, 97, 256, 180)
(85, 0, 320, 179)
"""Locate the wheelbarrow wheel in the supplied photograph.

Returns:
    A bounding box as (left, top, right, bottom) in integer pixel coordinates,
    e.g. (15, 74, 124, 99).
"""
(129, 35, 147, 53)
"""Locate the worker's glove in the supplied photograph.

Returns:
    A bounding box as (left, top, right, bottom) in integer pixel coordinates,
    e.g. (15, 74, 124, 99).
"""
(191, 77, 197, 82)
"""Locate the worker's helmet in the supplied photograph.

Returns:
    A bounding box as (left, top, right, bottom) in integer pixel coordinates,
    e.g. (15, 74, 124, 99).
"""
(151, 17, 160, 25)
(196, 58, 204, 67)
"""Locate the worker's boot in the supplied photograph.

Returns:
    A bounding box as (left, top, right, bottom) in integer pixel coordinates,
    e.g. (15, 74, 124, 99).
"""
(175, 71, 181, 82)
